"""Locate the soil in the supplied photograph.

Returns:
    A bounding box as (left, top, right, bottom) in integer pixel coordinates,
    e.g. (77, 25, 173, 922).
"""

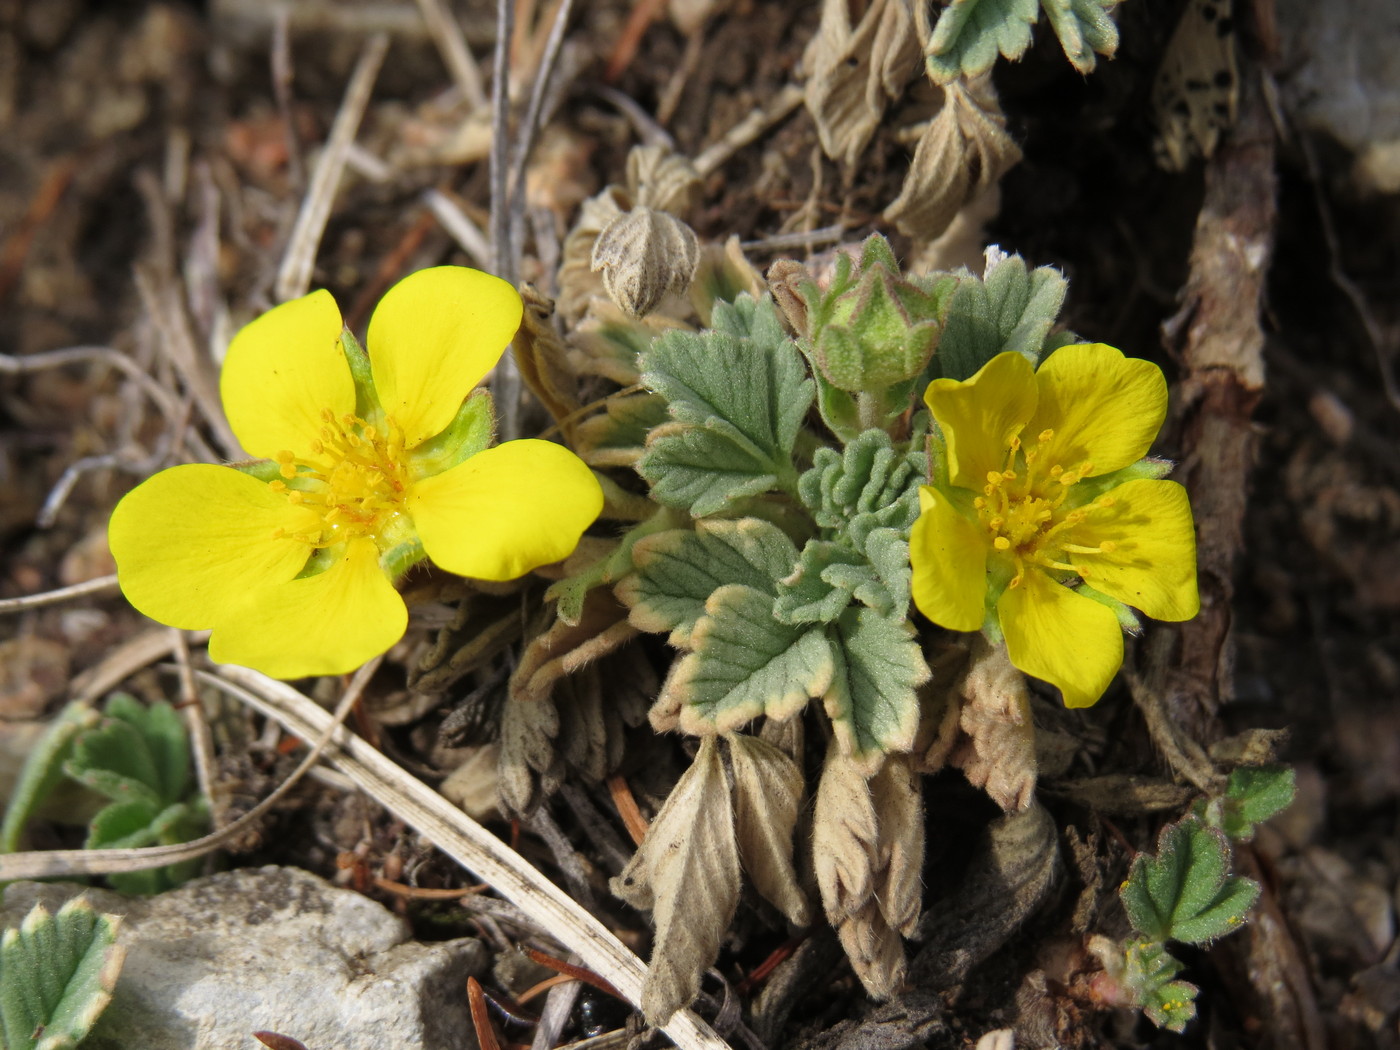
(2, 0, 1398, 1048)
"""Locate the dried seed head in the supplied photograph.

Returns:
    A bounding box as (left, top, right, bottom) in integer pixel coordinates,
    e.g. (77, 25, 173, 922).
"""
(591, 205, 700, 318)
(626, 145, 702, 215)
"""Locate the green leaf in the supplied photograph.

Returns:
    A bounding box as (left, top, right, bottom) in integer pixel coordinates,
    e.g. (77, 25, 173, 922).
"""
(1220, 766, 1296, 842)
(1, 703, 99, 853)
(1038, 0, 1119, 73)
(63, 720, 162, 811)
(619, 518, 800, 645)
(1120, 816, 1261, 945)
(796, 429, 924, 543)
(104, 695, 188, 807)
(775, 541, 872, 625)
(0, 897, 125, 1050)
(86, 800, 203, 895)
(932, 253, 1067, 382)
(823, 608, 927, 764)
(664, 584, 834, 734)
(925, 0, 1040, 83)
(638, 295, 813, 516)
(1122, 940, 1198, 1033)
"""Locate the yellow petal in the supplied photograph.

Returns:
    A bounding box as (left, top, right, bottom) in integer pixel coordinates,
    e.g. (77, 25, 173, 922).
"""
(910, 486, 988, 631)
(924, 351, 1038, 490)
(999, 569, 1123, 709)
(220, 289, 354, 459)
(367, 266, 524, 450)
(407, 439, 603, 581)
(109, 464, 320, 630)
(209, 537, 407, 679)
(1067, 479, 1200, 622)
(1026, 343, 1166, 479)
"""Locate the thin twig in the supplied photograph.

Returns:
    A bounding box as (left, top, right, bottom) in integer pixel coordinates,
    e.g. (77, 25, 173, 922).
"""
(740, 224, 848, 254)
(0, 575, 119, 614)
(171, 629, 219, 835)
(593, 85, 676, 149)
(489, 0, 516, 279)
(508, 0, 576, 255)
(423, 188, 494, 267)
(415, 0, 488, 109)
(0, 658, 381, 881)
(274, 33, 389, 303)
(208, 666, 729, 1050)
(529, 980, 582, 1050)
(270, 8, 306, 194)
(693, 83, 804, 179)
(38, 452, 152, 528)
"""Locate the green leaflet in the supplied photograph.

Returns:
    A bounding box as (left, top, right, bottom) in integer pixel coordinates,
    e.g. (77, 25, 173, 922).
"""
(1038, 0, 1120, 73)
(823, 608, 927, 765)
(574, 392, 669, 467)
(797, 429, 924, 542)
(1122, 940, 1198, 1033)
(775, 530, 910, 624)
(0, 702, 98, 854)
(1120, 816, 1261, 945)
(619, 518, 800, 645)
(666, 584, 834, 735)
(638, 295, 813, 516)
(925, 0, 1039, 83)
(924, 0, 1119, 81)
(0, 897, 125, 1050)
(930, 252, 1068, 383)
(1195, 766, 1297, 843)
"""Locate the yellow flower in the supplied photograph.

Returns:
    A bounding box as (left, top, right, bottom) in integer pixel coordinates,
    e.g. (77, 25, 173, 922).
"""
(910, 344, 1199, 708)
(109, 267, 604, 679)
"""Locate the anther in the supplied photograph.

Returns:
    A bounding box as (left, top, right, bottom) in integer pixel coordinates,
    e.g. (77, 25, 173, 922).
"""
(320, 408, 335, 423)
(287, 491, 304, 505)
(268, 480, 287, 494)
(1038, 428, 1054, 443)
(973, 497, 987, 509)
(1100, 540, 1118, 553)
(993, 537, 1011, 551)
(270, 527, 285, 540)
(1049, 465, 1064, 478)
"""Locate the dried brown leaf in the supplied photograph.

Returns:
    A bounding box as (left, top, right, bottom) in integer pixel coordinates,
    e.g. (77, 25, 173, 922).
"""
(949, 638, 1037, 812)
(883, 80, 1021, 243)
(611, 737, 742, 1024)
(626, 145, 702, 215)
(835, 899, 908, 1000)
(803, 0, 921, 165)
(511, 589, 639, 706)
(592, 205, 701, 318)
(727, 734, 811, 926)
(559, 187, 626, 326)
(511, 284, 584, 436)
(870, 754, 924, 937)
(498, 692, 563, 816)
(813, 744, 879, 921)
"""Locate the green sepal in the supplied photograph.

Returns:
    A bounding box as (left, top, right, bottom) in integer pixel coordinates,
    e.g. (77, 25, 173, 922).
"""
(229, 459, 285, 483)
(823, 607, 927, 764)
(1038, 0, 1119, 74)
(1195, 766, 1297, 843)
(381, 539, 428, 582)
(0, 702, 100, 854)
(618, 518, 799, 645)
(925, 0, 1039, 83)
(1067, 456, 1174, 507)
(1120, 816, 1261, 945)
(0, 897, 126, 1050)
(669, 584, 835, 732)
(1123, 940, 1198, 1033)
(812, 371, 863, 443)
(341, 329, 380, 420)
(638, 295, 812, 516)
(407, 388, 495, 477)
(929, 251, 1067, 382)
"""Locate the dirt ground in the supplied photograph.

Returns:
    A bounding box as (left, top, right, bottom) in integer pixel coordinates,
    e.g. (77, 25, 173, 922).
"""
(2, 0, 1399, 1047)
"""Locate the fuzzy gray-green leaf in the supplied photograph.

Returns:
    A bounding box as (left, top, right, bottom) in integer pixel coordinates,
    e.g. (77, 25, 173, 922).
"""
(666, 584, 834, 735)
(0, 897, 125, 1050)
(824, 608, 927, 765)
(925, 0, 1039, 83)
(620, 518, 800, 644)
(0, 702, 99, 853)
(775, 542, 871, 625)
(1120, 816, 1260, 945)
(1123, 940, 1198, 1032)
(1039, 0, 1119, 73)
(934, 253, 1067, 381)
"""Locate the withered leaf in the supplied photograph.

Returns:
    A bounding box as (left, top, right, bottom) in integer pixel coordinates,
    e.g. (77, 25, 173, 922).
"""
(511, 284, 584, 436)
(870, 753, 925, 937)
(611, 736, 742, 1024)
(498, 693, 562, 816)
(813, 744, 879, 920)
(949, 637, 1037, 812)
(883, 80, 1022, 244)
(727, 734, 811, 926)
(510, 589, 639, 706)
(626, 145, 702, 215)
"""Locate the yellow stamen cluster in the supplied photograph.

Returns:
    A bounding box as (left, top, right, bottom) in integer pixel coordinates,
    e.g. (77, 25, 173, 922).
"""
(267, 409, 410, 549)
(971, 428, 1116, 589)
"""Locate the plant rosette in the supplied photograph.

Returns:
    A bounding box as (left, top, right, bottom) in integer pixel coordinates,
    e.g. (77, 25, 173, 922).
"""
(909, 343, 1199, 708)
(108, 266, 603, 679)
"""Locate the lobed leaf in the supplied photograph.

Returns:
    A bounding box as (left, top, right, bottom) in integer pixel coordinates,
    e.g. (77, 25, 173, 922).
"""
(639, 424, 783, 517)
(933, 252, 1067, 382)
(620, 518, 800, 645)
(824, 608, 928, 766)
(0, 703, 99, 854)
(0, 897, 126, 1050)
(1122, 940, 1198, 1033)
(1120, 816, 1261, 945)
(1038, 0, 1120, 73)
(1216, 765, 1297, 842)
(925, 0, 1039, 83)
(664, 584, 835, 735)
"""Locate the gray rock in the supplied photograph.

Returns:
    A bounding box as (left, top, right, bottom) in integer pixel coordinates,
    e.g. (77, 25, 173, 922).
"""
(2, 866, 488, 1050)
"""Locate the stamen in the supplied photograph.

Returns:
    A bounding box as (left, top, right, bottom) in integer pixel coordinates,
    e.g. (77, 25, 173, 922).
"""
(993, 537, 1011, 551)
(1038, 428, 1054, 443)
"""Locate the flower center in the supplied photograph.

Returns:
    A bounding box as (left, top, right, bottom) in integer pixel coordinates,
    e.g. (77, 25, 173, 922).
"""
(268, 409, 411, 551)
(971, 428, 1116, 589)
